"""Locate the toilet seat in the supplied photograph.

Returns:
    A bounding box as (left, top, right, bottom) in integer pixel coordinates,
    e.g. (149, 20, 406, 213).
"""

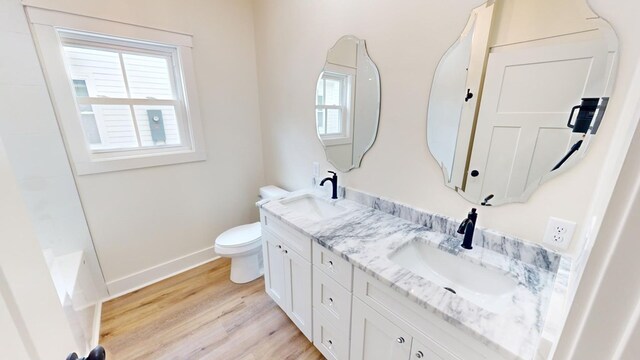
(215, 222, 261, 255)
(216, 222, 261, 248)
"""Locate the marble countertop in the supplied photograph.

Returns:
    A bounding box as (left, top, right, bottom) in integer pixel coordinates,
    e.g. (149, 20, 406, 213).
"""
(257, 189, 570, 360)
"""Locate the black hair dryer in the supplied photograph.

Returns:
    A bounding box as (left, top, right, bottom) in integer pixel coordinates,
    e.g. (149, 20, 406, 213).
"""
(567, 98, 600, 134)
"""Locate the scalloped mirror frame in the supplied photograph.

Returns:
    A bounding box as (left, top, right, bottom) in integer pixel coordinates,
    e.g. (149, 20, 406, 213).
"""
(316, 35, 381, 172)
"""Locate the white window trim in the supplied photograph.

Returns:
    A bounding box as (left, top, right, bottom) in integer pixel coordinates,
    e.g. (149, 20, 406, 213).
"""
(59, 33, 190, 154)
(27, 7, 207, 175)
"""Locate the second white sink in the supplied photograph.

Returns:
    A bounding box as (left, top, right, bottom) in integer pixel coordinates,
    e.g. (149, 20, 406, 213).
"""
(280, 194, 347, 222)
(389, 239, 518, 313)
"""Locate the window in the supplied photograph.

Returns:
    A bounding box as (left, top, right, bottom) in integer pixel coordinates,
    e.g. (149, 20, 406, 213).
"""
(28, 8, 206, 174)
(60, 32, 185, 151)
(316, 72, 350, 138)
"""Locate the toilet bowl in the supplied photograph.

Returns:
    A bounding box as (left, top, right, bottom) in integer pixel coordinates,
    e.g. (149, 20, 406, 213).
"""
(214, 186, 288, 283)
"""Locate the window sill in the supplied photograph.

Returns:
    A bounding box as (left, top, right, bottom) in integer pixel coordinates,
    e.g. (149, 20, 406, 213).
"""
(321, 136, 352, 146)
(74, 149, 207, 175)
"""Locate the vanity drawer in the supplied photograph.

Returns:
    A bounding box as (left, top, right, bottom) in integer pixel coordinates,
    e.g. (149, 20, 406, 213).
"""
(313, 242, 353, 290)
(313, 309, 350, 360)
(261, 211, 311, 260)
(313, 267, 352, 329)
(353, 268, 493, 360)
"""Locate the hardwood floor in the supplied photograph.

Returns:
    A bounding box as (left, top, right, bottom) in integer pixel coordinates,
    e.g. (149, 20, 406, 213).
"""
(100, 258, 324, 360)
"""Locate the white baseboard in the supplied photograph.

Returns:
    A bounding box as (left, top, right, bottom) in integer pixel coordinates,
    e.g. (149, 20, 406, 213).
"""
(91, 301, 102, 348)
(105, 246, 218, 299)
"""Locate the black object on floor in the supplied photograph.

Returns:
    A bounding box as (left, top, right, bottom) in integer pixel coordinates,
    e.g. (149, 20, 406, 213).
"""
(66, 345, 106, 360)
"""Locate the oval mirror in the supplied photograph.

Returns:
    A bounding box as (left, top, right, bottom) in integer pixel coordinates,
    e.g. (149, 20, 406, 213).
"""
(427, 0, 618, 206)
(316, 35, 381, 172)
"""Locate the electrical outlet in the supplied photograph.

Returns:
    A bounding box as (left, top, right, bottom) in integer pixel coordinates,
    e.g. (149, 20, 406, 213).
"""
(543, 217, 576, 249)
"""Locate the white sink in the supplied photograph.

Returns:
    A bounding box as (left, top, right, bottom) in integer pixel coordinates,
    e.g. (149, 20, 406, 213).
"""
(280, 194, 347, 222)
(388, 240, 518, 313)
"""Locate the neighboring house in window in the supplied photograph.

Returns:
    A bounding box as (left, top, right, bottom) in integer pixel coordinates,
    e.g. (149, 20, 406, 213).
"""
(72, 80, 102, 145)
(28, 8, 206, 174)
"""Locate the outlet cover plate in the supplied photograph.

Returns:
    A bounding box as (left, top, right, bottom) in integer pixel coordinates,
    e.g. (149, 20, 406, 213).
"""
(543, 217, 576, 249)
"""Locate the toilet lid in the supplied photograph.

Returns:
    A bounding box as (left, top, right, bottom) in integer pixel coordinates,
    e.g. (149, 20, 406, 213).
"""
(216, 222, 261, 248)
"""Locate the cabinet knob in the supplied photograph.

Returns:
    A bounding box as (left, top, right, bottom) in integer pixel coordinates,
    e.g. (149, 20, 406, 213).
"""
(283, 249, 288, 254)
(276, 245, 282, 249)
(327, 339, 333, 348)
(396, 337, 405, 344)
(328, 260, 334, 268)
(415, 350, 424, 358)
(328, 297, 334, 306)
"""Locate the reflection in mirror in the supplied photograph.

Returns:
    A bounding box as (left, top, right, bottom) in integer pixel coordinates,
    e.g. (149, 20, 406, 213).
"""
(316, 35, 380, 172)
(427, 0, 618, 206)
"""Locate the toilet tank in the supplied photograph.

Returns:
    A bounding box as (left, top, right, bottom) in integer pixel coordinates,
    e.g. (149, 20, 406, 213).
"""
(259, 185, 289, 200)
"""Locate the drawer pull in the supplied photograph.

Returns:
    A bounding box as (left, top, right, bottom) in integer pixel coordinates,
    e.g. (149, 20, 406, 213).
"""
(328, 260, 334, 268)
(327, 339, 333, 348)
(396, 337, 405, 344)
(328, 297, 334, 306)
(415, 350, 424, 358)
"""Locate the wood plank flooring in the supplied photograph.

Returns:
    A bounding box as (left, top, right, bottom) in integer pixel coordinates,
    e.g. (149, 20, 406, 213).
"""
(100, 258, 324, 360)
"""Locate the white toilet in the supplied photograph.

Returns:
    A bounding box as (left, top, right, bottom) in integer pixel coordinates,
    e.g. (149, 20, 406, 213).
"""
(214, 186, 288, 283)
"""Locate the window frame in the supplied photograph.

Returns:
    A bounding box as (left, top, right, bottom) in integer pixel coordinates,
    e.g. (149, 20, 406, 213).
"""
(27, 7, 207, 175)
(60, 32, 190, 154)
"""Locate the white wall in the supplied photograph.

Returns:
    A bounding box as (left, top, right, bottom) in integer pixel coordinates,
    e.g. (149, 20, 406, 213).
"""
(550, 1, 640, 353)
(252, 0, 640, 252)
(0, 136, 78, 359)
(22, 0, 265, 294)
(0, 288, 31, 359)
(489, 0, 598, 47)
(0, 0, 106, 295)
(554, 74, 640, 358)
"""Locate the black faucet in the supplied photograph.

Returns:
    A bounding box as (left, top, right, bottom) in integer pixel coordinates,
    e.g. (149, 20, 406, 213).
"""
(481, 194, 494, 206)
(320, 171, 338, 199)
(457, 208, 477, 250)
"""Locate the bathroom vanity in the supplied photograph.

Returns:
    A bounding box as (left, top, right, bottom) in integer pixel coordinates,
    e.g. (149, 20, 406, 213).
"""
(258, 189, 569, 360)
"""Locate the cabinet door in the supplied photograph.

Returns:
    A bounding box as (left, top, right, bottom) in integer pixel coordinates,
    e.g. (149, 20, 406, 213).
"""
(410, 338, 444, 360)
(283, 243, 312, 340)
(262, 230, 286, 308)
(350, 298, 412, 360)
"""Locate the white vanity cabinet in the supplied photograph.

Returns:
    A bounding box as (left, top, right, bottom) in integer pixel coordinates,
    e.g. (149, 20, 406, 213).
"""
(350, 297, 412, 360)
(350, 298, 449, 360)
(262, 230, 286, 308)
(351, 268, 508, 360)
(411, 339, 446, 360)
(260, 212, 312, 340)
(260, 208, 509, 360)
(312, 242, 354, 360)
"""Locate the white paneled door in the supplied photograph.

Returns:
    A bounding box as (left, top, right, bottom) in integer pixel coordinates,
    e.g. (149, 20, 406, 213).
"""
(464, 31, 613, 203)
